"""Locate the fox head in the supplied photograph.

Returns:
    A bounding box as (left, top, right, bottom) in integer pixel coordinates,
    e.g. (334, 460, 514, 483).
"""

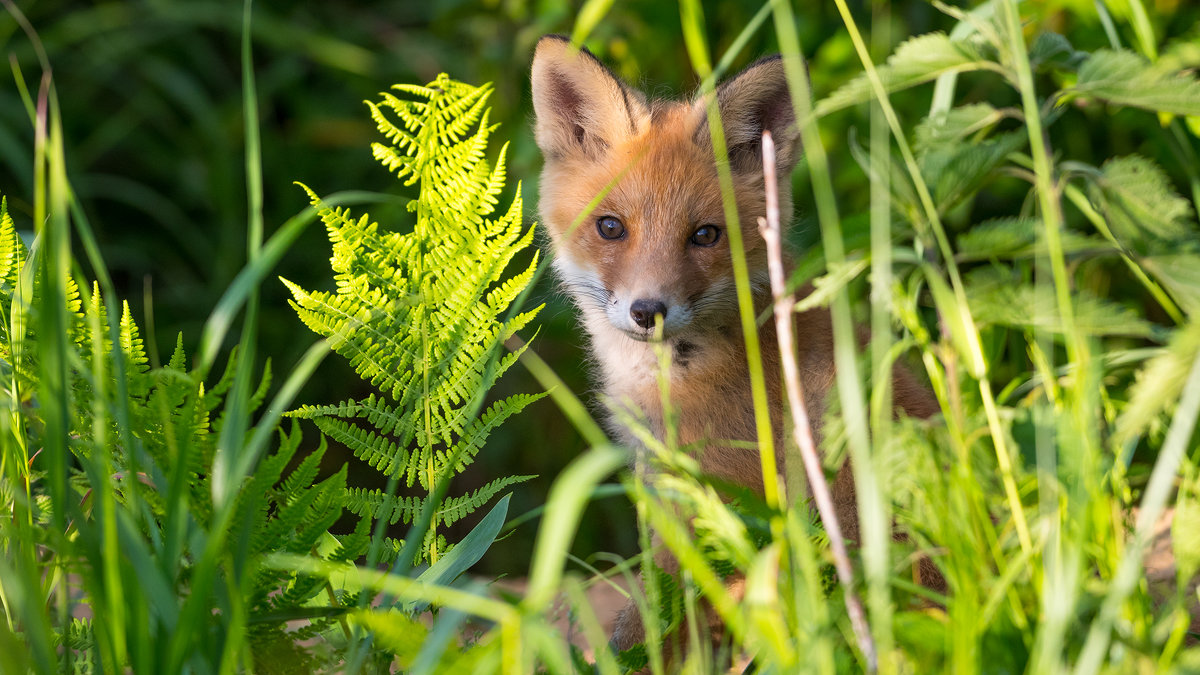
(531, 35, 802, 344)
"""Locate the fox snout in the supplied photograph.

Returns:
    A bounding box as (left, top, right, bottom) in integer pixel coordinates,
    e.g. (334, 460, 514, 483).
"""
(629, 299, 667, 330)
(606, 292, 694, 341)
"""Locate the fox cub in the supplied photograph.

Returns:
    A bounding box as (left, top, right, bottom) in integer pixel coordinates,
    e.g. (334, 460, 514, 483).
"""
(531, 35, 937, 649)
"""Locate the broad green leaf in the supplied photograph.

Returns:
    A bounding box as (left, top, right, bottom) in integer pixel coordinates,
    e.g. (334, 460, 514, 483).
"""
(1141, 254, 1200, 316)
(955, 217, 1106, 261)
(1090, 155, 1197, 250)
(964, 267, 1154, 338)
(1115, 321, 1200, 446)
(921, 129, 1026, 214)
(1028, 32, 1084, 71)
(815, 33, 994, 116)
(1071, 49, 1200, 116)
(956, 218, 1039, 259)
(914, 103, 1004, 153)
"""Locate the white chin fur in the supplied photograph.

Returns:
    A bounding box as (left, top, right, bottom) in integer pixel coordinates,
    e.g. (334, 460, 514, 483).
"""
(553, 256, 695, 338)
(603, 301, 691, 340)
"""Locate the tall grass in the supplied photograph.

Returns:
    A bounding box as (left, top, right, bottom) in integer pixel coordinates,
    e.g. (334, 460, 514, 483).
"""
(2, 0, 1198, 673)
(539, 0, 1200, 672)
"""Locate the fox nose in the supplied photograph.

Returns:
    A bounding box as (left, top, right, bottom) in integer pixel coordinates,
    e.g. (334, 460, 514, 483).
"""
(629, 299, 668, 330)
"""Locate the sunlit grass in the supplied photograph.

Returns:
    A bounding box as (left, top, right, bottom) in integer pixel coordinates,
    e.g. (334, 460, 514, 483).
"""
(1, 0, 1198, 673)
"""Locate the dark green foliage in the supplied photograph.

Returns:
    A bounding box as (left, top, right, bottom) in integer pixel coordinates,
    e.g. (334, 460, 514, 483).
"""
(284, 74, 544, 566)
(0, 69, 545, 669)
(3, 0, 1200, 672)
(616, 644, 649, 673)
(0, 191, 364, 670)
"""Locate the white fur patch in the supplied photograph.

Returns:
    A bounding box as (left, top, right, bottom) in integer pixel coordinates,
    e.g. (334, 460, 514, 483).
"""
(553, 254, 703, 341)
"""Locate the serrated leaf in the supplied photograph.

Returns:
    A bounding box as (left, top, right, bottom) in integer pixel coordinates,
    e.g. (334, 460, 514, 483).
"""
(1115, 321, 1200, 446)
(921, 129, 1026, 214)
(1071, 49, 1200, 116)
(964, 267, 1153, 338)
(1029, 32, 1084, 71)
(815, 33, 994, 116)
(1090, 155, 1197, 249)
(914, 103, 1005, 153)
(955, 218, 1108, 262)
(956, 218, 1038, 258)
(1141, 254, 1200, 316)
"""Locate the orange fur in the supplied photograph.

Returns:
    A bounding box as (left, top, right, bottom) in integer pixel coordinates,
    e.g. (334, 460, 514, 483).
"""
(531, 35, 937, 653)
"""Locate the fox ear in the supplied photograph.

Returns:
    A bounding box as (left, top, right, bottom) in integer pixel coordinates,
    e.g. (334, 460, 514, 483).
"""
(698, 56, 801, 174)
(531, 35, 646, 160)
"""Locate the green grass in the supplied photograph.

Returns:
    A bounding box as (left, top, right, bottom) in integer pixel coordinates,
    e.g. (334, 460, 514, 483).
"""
(2, 0, 1199, 673)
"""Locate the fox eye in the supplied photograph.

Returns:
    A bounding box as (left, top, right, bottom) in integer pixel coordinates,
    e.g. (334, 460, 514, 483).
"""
(690, 225, 721, 247)
(597, 216, 626, 240)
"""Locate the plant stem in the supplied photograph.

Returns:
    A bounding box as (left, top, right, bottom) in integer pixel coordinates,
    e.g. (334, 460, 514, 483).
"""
(759, 131, 877, 672)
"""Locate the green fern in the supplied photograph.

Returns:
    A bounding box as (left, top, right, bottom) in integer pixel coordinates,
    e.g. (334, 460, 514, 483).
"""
(0, 190, 368, 672)
(284, 74, 544, 565)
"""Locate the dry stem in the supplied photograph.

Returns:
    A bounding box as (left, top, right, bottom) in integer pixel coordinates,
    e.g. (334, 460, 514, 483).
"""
(757, 130, 877, 671)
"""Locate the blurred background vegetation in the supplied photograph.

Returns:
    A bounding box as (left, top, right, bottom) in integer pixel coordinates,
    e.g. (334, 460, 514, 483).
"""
(2, 0, 1198, 576)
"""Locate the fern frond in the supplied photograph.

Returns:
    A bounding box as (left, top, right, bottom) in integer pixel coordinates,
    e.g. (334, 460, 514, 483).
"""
(328, 513, 373, 564)
(119, 300, 149, 374)
(285, 466, 347, 554)
(81, 281, 111, 356)
(436, 475, 532, 528)
(261, 464, 347, 556)
(439, 392, 545, 473)
(287, 74, 543, 565)
(166, 332, 187, 371)
(0, 196, 26, 295)
(344, 487, 424, 526)
(289, 393, 414, 441)
(311, 416, 412, 481)
(241, 426, 312, 559)
(277, 435, 326, 504)
(207, 345, 242, 401)
(247, 358, 272, 415)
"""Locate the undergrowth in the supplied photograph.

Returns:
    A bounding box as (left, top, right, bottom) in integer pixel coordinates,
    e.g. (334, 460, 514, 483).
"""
(1, 0, 1199, 673)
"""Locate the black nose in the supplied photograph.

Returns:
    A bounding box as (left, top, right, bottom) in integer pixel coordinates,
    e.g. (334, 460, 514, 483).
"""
(629, 299, 667, 329)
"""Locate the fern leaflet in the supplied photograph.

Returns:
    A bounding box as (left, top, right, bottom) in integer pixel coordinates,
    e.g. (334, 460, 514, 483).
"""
(284, 74, 545, 564)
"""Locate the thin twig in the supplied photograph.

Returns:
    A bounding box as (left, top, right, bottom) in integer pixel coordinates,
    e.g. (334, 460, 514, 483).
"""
(758, 130, 878, 672)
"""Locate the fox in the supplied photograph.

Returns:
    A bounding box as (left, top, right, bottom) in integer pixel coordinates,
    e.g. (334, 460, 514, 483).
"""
(530, 34, 939, 652)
